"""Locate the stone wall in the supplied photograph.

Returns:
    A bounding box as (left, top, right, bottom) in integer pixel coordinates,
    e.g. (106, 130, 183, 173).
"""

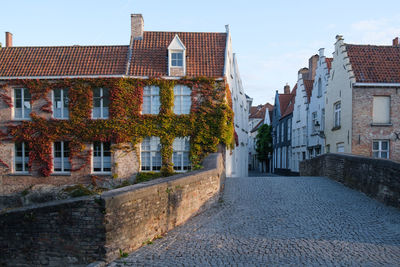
(0, 153, 225, 266)
(300, 153, 400, 208)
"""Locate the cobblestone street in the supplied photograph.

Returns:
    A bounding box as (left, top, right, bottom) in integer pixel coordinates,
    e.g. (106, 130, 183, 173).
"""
(109, 176, 400, 266)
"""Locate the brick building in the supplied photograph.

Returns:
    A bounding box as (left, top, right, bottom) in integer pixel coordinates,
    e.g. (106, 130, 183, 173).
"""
(0, 14, 248, 194)
(325, 35, 400, 162)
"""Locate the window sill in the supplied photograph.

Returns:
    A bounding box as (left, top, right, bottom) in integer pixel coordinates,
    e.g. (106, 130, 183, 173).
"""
(91, 173, 112, 176)
(371, 123, 392, 127)
(91, 117, 109, 120)
(12, 118, 31, 121)
(51, 173, 71, 176)
(331, 126, 341, 131)
(8, 173, 32, 176)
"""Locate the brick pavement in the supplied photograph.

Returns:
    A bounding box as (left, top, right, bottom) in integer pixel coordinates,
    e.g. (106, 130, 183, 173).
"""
(108, 176, 400, 266)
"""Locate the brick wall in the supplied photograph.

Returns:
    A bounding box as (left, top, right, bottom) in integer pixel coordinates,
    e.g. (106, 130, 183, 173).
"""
(300, 153, 400, 208)
(352, 87, 400, 162)
(0, 153, 225, 266)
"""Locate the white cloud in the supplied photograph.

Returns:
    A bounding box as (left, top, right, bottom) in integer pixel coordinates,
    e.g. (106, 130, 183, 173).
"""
(349, 17, 400, 45)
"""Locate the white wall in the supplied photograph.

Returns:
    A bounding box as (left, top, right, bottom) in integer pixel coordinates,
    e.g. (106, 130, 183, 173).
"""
(224, 27, 249, 177)
(325, 36, 354, 154)
(291, 74, 309, 172)
(307, 48, 330, 156)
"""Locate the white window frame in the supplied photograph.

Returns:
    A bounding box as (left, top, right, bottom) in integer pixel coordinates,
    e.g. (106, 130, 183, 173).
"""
(173, 85, 191, 115)
(52, 89, 69, 119)
(312, 112, 318, 133)
(372, 140, 389, 159)
(13, 88, 31, 120)
(14, 142, 29, 173)
(53, 141, 71, 173)
(92, 88, 109, 119)
(142, 86, 160, 115)
(334, 102, 341, 127)
(171, 52, 184, 67)
(140, 137, 162, 172)
(336, 142, 344, 153)
(317, 78, 322, 97)
(172, 137, 191, 172)
(92, 142, 112, 174)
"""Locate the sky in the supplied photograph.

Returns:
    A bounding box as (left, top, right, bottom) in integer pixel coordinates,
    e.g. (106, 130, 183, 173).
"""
(1, 0, 400, 105)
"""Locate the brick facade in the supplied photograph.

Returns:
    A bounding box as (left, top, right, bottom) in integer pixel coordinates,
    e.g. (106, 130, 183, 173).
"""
(352, 86, 400, 162)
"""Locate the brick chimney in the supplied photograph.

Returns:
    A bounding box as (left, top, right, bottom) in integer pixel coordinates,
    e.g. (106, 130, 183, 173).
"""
(308, 54, 319, 80)
(393, 37, 399, 47)
(131, 14, 144, 41)
(5, 32, 12, 47)
(298, 67, 309, 80)
(284, 84, 290, 94)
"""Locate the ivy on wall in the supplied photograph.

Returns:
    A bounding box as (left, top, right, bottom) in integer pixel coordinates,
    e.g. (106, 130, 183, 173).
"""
(0, 78, 234, 177)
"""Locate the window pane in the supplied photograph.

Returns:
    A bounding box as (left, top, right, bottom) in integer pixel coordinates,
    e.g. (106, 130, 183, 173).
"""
(93, 107, 101, 118)
(103, 88, 110, 108)
(381, 141, 388, 150)
(15, 89, 22, 108)
(142, 96, 151, 114)
(152, 96, 160, 114)
(141, 137, 150, 150)
(93, 88, 101, 98)
(24, 89, 31, 102)
(103, 107, 109, 118)
(103, 142, 111, 157)
(152, 152, 162, 171)
(93, 142, 101, 157)
(173, 152, 182, 170)
(143, 86, 151, 95)
(381, 152, 388, 159)
(373, 142, 379, 150)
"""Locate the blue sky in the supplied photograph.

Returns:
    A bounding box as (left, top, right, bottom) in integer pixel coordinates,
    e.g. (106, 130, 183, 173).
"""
(1, 0, 400, 105)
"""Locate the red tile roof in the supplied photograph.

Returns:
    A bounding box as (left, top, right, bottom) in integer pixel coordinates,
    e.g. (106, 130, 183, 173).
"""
(278, 94, 292, 115)
(281, 84, 297, 119)
(0, 46, 129, 77)
(0, 31, 227, 78)
(249, 103, 273, 119)
(129, 31, 227, 77)
(346, 44, 400, 83)
(303, 79, 314, 102)
(326, 58, 333, 70)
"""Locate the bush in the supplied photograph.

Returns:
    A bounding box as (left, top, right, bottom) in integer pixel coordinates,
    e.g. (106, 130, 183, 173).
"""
(63, 184, 95, 198)
(135, 172, 164, 184)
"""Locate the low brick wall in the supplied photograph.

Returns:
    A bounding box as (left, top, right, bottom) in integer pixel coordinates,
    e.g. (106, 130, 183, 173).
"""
(0, 153, 225, 266)
(300, 153, 400, 208)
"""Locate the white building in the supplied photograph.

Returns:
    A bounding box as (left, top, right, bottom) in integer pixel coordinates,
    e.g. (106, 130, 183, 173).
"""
(224, 25, 249, 177)
(291, 55, 318, 172)
(307, 48, 332, 157)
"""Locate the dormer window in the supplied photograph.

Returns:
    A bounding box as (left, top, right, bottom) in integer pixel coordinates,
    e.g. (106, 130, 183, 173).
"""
(171, 52, 183, 67)
(168, 35, 186, 76)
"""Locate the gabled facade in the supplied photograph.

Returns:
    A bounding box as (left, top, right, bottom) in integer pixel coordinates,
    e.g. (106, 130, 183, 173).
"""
(307, 49, 332, 158)
(0, 14, 247, 194)
(272, 85, 294, 174)
(291, 55, 318, 173)
(325, 35, 400, 162)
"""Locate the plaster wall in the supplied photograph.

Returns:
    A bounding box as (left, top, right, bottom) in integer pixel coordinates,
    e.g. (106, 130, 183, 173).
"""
(325, 38, 354, 154)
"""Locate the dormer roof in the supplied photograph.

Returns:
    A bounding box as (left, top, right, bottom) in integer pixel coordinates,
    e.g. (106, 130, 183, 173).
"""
(168, 35, 186, 50)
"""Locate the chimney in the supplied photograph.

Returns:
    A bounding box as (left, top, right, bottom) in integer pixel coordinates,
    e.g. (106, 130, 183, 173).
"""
(307, 54, 319, 80)
(131, 14, 144, 41)
(284, 84, 290, 94)
(318, 48, 325, 57)
(5, 32, 12, 47)
(298, 67, 309, 80)
(393, 37, 399, 47)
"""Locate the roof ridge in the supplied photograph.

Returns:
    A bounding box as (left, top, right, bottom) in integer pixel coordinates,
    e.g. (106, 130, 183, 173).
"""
(144, 30, 226, 34)
(0, 45, 129, 48)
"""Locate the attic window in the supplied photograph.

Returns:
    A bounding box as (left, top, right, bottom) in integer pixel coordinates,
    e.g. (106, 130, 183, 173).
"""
(171, 52, 183, 67)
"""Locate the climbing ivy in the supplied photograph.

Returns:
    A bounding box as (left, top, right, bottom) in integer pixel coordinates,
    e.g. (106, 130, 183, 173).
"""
(0, 77, 234, 176)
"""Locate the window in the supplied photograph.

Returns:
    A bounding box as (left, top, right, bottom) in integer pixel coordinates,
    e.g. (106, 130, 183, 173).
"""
(15, 142, 30, 173)
(372, 140, 389, 159)
(281, 123, 284, 142)
(334, 102, 341, 127)
(173, 137, 191, 171)
(321, 109, 325, 130)
(373, 96, 390, 124)
(297, 105, 301, 121)
(312, 112, 318, 133)
(287, 118, 291, 140)
(141, 137, 161, 171)
(53, 141, 70, 173)
(14, 88, 31, 119)
(336, 142, 344, 153)
(302, 126, 306, 145)
(171, 52, 183, 67)
(92, 88, 109, 119)
(317, 78, 322, 97)
(93, 142, 111, 173)
(53, 89, 69, 119)
(173, 85, 191, 114)
(142, 86, 160, 114)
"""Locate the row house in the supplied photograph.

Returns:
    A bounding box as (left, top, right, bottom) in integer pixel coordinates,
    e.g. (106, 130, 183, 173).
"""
(272, 84, 295, 175)
(0, 14, 248, 194)
(248, 102, 273, 172)
(325, 35, 400, 162)
(306, 49, 332, 158)
(291, 55, 318, 172)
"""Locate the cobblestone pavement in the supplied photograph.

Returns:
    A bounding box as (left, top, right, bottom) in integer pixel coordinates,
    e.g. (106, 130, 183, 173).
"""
(109, 176, 400, 266)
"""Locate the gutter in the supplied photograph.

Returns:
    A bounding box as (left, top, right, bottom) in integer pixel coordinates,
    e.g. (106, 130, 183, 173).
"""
(0, 75, 224, 81)
(353, 82, 400, 87)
